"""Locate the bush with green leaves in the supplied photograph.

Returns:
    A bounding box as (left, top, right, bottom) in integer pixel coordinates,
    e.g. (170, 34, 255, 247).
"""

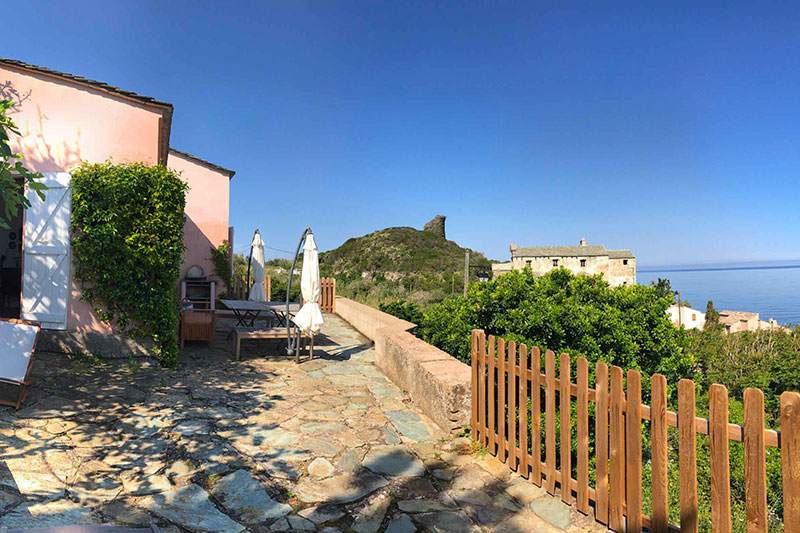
(210, 241, 232, 291)
(419, 268, 692, 386)
(71, 162, 187, 365)
(378, 299, 424, 325)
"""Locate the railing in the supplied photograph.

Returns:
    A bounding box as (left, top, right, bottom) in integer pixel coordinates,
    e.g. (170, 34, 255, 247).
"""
(319, 277, 336, 312)
(469, 329, 800, 533)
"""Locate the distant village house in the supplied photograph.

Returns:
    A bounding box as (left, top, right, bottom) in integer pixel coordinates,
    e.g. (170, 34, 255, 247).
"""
(718, 310, 781, 333)
(492, 238, 636, 287)
(667, 304, 705, 330)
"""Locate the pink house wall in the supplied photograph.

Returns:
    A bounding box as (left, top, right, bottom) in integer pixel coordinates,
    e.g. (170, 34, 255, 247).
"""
(0, 63, 175, 334)
(168, 150, 231, 287)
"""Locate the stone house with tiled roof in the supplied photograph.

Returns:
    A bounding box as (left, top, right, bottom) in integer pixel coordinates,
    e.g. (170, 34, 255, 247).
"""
(493, 238, 636, 287)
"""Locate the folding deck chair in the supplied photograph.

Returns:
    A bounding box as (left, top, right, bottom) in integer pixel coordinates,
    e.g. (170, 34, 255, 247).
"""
(0, 318, 40, 410)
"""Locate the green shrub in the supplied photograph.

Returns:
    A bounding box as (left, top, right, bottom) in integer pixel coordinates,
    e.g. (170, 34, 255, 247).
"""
(71, 161, 187, 365)
(378, 300, 424, 325)
(210, 241, 232, 292)
(418, 268, 692, 387)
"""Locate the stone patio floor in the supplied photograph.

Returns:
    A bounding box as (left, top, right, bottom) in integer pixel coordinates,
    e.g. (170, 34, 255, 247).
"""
(0, 313, 605, 532)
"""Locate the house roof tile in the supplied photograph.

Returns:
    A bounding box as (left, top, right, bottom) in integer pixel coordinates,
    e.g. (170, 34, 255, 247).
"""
(169, 148, 235, 178)
(0, 57, 173, 109)
(513, 245, 608, 257)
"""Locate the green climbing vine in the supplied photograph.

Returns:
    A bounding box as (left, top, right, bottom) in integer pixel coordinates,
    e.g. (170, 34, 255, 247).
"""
(71, 161, 187, 365)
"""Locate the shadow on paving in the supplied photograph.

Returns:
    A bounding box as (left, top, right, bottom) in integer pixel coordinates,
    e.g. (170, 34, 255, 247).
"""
(0, 325, 286, 529)
(0, 312, 601, 532)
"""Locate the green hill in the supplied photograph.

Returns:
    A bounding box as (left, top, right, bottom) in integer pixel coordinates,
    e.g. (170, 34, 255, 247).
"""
(319, 225, 492, 306)
(320, 226, 490, 278)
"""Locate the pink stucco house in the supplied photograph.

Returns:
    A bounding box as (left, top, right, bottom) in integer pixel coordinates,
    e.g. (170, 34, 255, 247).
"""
(0, 58, 234, 354)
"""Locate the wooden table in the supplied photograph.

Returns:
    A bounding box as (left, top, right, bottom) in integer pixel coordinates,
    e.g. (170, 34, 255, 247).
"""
(220, 300, 300, 328)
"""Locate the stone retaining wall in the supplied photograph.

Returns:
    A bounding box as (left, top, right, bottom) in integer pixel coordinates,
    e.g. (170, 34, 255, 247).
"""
(334, 297, 471, 433)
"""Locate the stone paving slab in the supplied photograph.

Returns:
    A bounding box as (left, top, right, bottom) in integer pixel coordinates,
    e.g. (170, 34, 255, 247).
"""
(0, 314, 606, 532)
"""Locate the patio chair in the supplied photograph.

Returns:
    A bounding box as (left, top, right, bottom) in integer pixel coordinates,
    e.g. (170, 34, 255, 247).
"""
(180, 308, 215, 348)
(0, 318, 40, 410)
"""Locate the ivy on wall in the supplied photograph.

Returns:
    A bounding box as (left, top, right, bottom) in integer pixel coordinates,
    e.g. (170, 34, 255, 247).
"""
(210, 240, 232, 293)
(71, 162, 188, 365)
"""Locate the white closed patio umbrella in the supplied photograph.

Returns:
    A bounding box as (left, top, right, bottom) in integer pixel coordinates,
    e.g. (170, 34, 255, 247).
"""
(248, 230, 266, 301)
(291, 233, 324, 334)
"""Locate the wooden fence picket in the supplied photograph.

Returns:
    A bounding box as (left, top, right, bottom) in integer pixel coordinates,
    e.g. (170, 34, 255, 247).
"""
(595, 361, 609, 525)
(560, 353, 572, 504)
(781, 391, 800, 531)
(744, 388, 768, 533)
(609, 366, 626, 532)
(466, 330, 791, 533)
(626, 369, 642, 533)
(650, 374, 669, 533)
(497, 338, 507, 463)
(545, 349, 557, 494)
(507, 341, 517, 469)
(531, 346, 542, 486)
(519, 344, 530, 479)
(678, 379, 698, 533)
(576, 357, 589, 514)
(709, 384, 732, 533)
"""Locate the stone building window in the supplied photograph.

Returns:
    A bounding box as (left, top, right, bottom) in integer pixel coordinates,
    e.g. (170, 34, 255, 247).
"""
(580, 259, 586, 267)
(526, 260, 531, 268)
(552, 259, 558, 267)
(623, 259, 629, 265)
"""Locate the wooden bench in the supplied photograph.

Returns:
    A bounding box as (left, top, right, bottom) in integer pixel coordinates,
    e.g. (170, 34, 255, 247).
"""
(232, 326, 313, 362)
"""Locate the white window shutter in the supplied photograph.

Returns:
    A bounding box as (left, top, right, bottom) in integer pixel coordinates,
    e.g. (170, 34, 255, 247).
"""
(21, 172, 71, 330)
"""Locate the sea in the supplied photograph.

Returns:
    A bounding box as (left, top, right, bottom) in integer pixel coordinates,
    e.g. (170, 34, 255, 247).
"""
(639, 261, 800, 326)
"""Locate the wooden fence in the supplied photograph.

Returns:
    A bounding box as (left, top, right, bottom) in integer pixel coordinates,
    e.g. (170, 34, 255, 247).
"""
(469, 329, 800, 533)
(319, 277, 336, 312)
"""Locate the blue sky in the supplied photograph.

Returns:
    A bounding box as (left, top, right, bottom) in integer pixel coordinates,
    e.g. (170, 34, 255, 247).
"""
(6, 2, 800, 266)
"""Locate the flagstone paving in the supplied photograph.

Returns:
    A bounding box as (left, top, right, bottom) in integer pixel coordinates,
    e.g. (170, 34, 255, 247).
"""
(0, 314, 605, 532)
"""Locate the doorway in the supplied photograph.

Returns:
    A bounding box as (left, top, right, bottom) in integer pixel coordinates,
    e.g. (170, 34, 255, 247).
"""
(0, 185, 24, 319)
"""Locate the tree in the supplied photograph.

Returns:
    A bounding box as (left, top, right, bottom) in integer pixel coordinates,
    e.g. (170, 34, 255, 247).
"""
(649, 277, 674, 300)
(419, 268, 692, 384)
(705, 299, 720, 326)
(0, 99, 46, 229)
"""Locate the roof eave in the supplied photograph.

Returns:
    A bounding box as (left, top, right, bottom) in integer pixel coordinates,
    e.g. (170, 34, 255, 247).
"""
(169, 148, 236, 179)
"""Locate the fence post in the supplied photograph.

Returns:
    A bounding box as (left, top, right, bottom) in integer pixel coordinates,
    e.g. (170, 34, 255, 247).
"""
(678, 379, 699, 533)
(470, 330, 480, 440)
(709, 384, 732, 533)
(744, 388, 768, 533)
(488, 336, 496, 454)
(507, 341, 517, 469)
(781, 391, 800, 530)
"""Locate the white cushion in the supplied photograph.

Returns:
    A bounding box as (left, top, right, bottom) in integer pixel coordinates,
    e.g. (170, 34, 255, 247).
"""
(0, 321, 39, 382)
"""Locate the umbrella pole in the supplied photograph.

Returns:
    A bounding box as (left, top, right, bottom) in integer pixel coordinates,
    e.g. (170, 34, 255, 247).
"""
(286, 227, 312, 360)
